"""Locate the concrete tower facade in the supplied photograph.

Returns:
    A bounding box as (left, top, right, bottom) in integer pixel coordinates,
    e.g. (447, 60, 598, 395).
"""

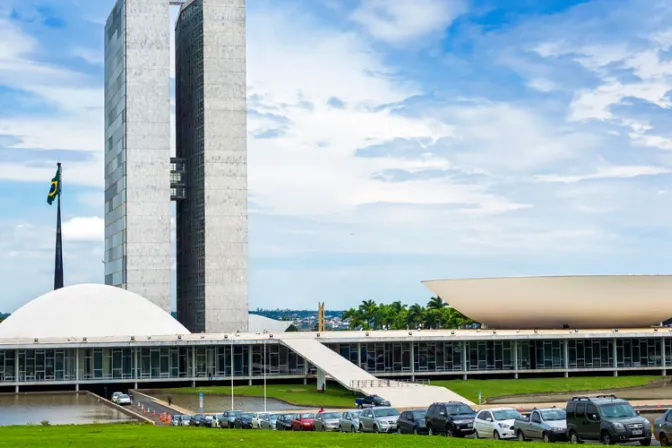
(104, 0, 248, 333)
(103, 0, 172, 313)
(175, 0, 248, 333)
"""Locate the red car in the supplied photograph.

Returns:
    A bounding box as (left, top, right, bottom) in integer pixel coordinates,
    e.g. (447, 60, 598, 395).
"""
(291, 412, 316, 431)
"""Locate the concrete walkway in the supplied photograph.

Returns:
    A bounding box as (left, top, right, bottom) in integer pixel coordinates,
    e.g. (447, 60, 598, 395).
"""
(279, 337, 473, 407)
(131, 390, 192, 425)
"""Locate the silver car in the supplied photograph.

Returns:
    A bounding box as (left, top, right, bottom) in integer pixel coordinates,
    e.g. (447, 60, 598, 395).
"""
(359, 406, 400, 433)
(259, 413, 282, 430)
(339, 410, 362, 432)
(314, 412, 342, 432)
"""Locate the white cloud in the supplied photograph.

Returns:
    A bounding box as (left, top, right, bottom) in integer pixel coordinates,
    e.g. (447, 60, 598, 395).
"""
(62, 216, 104, 242)
(535, 166, 672, 184)
(350, 0, 465, 44)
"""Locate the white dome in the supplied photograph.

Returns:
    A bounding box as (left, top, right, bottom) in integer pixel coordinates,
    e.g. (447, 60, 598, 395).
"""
(248, 314, 292, 333)
(0, 284, 190, 339)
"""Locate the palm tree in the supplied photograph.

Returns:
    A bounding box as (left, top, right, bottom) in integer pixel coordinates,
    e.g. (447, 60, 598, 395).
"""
(406, 304, 425, 329)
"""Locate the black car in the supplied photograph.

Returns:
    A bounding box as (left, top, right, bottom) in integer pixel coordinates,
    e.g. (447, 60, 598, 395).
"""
(426, 401, 476, 437)
(190, 414, 207, 427)
(566, 395, 651, 445)
(275, 413, 297, 431)
(234, 413, 255, 429)
(355, 395, 391, 409)
(397, 409, 428, 435)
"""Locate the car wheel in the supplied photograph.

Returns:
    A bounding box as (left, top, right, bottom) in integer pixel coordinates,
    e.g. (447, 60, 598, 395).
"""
(351, 425, 356, 433)
(358, 404, 363, 409)
(569, 431, 579, 444)
(494, 430, 501, 440)
(414, 427, 419, 435)
(474, 430, 480, 439)
(660, 433, 670, 446)
(517, 430, 526, 441)
(601, 431, 614, 445)
(542, 432, 551, 443)
(397, 427, 402, 434)
(428, 425, 434, 436)
(640, 438, 652, 446)
(445, 425, 454, 437)
(374, 425, 379, 433)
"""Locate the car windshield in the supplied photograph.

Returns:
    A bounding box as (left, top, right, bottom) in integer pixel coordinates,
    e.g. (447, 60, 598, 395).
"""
(351, 411, 361, 418)
(321, 413, 340, 419)
(182, 416, 191, 421)
(269, 414, 281, 420)
(241, 413, 255, 419)
(493, 409, 522, 421)
(448, 404, 475, 415)
(541, 409, 566, 421)
(119, 394, 129, 399)
(374, 408, 400, 418)
(373, 396, 385, 403)
(300, 413, 315, 419)
(600, 403, 638, 419)
(412, 410, 427, 419)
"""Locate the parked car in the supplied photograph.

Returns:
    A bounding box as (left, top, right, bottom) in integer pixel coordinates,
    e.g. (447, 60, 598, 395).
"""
(116, 393, 132, 406)
(473, 407, 521, 440)
(565, 395, 651, 445)
(219, 410, 242, 428)
(339, 410, 361, 433)
(514, 407, 567, 443)
(177, 415, 192, 426)
(234, 413, 255, 429)
(654, 408, 672, 445)
(355, 394, 390, 409)
(359, 406, 400, 433)
(259, 413, 282, 430)
(250, 412, 270, 429)
(397, 409, 428, 435)
(314, 411, 342, 432)
(276, 413, 297, 431)
(203, 415, 215, 427)
(191, 414, 206, 427)
(110, 392, 123, 403)
(425, 401, 476, 437)
(291, 413, 316, 431)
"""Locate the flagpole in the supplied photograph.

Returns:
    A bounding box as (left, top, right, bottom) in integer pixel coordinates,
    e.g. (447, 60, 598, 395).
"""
(54, 162, 64, 290)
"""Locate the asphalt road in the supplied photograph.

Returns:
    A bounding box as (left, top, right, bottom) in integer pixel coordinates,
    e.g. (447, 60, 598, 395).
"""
(129, 392, 177, 425)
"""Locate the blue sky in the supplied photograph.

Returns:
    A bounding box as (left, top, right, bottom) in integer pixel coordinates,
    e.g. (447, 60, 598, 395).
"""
(1, 0, 672, 313)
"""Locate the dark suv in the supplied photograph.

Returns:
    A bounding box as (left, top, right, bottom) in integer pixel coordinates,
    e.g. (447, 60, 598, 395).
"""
(566, 395, 651, 445)
(425, 401, 476, 437)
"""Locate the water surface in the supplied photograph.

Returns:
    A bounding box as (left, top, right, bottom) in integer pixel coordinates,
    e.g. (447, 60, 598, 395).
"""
(0, 393, 136, 426)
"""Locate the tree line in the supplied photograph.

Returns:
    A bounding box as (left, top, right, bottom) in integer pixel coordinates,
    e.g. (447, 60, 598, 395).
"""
(341, 297, 478, 330)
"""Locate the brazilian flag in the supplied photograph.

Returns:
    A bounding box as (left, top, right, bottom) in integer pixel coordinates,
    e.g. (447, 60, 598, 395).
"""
(47, 167, 61, 205)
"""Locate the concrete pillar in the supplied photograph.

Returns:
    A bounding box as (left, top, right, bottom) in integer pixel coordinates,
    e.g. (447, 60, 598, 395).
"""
(191, 346, 196, 379)
(563, 340, 569, 378)
(134, 347, 138, 379)
(410, 342, 415, 381)
(303, 359, 308, 385)
(15, 385, 18, 393)
(134, 382, 138, 390)
(462, 341, 468, 380)
(248, 345, 253, 385)
(612, 338, 618, 376)
(513, 341, 519, 379)
(75, 347, 80, 388)
(14, 349, 19, 390)
(316, 369, 326, 391)
(75, 383, 79, 391)
(662, 337, 667, 377)
(357, 343, 362, 368)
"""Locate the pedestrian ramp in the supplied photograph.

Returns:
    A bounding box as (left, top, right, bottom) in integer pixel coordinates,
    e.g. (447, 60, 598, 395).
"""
(278, 337, 474, 408)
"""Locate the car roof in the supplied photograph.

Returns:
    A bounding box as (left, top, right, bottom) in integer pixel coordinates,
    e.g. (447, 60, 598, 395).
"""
(486, 407, 518, 412)
(568, 395, 626, 405)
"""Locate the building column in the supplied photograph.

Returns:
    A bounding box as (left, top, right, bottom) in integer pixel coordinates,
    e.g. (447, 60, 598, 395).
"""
(357, 343, 362, 368)
(612, 338, 618, 377)
(248, 345, 253, 386)
(191, 346, 196, 387)
(662, 337, 667, 377)
(513, 341, 519, 379)
(303, 360, 308, 385)
(462, 341, 468, 380)
(410, 342, 415, 381)
(134, 347, 139, 380)
(563, 340, 569, 378)
(14, 349, 19, 393)
(75, 347, 80, 391)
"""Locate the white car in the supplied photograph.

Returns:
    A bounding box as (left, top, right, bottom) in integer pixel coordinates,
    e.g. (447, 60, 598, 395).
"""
(110, 392, 123, 404)
(251, 412, 272, 429)
(116, 393, 132, 405)
(474, 407, 522, 440)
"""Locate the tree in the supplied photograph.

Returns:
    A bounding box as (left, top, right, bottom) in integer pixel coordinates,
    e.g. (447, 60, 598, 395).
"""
(285, 324, 298, 332)
(340, 298, 476, 330)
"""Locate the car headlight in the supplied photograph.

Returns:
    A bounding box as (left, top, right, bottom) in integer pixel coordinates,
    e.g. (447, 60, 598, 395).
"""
(498, 423, 508, 428)
(612, 423, 625, 431)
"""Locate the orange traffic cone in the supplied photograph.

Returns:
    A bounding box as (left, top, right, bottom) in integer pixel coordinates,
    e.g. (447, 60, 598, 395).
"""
(153, 410, 157, 417)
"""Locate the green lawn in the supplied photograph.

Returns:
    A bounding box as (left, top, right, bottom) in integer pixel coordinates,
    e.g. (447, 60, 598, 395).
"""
(0, 424, 584, 448)
(159, 376, 661, 408)
(164, 383, 356, 407)
(434, 376, 661, 402)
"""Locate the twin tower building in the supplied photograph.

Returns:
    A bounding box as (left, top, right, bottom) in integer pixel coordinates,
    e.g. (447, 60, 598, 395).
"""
(103, 0, 248, 333)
